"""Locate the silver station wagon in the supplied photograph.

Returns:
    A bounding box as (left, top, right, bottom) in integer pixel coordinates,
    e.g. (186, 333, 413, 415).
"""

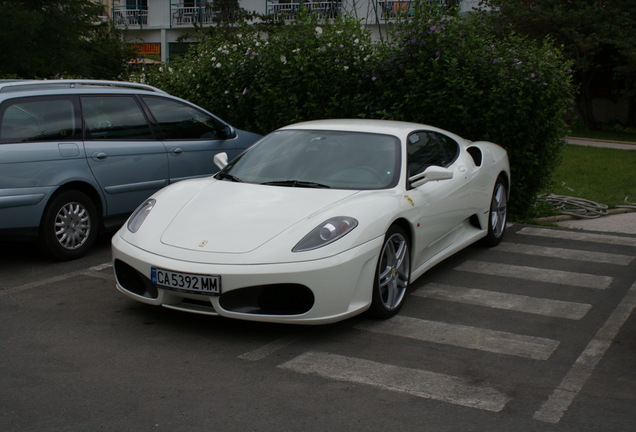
(0, 80, 261, 260)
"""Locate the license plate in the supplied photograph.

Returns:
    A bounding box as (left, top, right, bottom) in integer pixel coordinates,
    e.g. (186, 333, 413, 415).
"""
(151, 267, 221, 295)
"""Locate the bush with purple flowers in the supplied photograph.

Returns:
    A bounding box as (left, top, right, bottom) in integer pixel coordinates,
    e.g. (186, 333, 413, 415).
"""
(134, 5, 574, 218)
(372, 5, 574, 217)
(139, 11, 375, 135)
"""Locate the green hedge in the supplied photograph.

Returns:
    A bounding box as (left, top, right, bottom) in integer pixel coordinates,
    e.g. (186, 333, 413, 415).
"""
(374, 6, 574, 218)
(141, 12, 375, 133)
(136, 7, 574, 219)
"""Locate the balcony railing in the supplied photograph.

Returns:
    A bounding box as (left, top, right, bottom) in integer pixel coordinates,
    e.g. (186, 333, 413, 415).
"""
(266, 1, 341, 20)
(112, 0, 460, 28)
(113, 8, 148, 26)
(171, 2, 216, 26)
(378, 0, 459, 19)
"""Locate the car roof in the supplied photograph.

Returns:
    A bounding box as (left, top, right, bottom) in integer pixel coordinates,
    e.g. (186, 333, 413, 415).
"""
(0, 79, 166, 95)
(278, 119, 452, 137)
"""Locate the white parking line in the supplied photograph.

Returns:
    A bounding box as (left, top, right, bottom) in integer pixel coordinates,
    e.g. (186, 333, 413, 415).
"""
(356, 316, 560, 360)
(0, 262, 113, 297)
(279, 351, 511, 412)
(88, 271, 116, 282)
(414, 283, 591, 320)
(495, 242, 633, 265)
(90, 263, 113, 272)
(518, 227, 636, 248)
(533, 280, 636, 423)
(455, 260, 613, 290)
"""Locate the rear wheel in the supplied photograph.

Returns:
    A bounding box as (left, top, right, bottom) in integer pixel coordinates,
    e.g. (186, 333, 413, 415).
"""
(38, 190, 98, 260)
(483, 178, 507, 246)
(368, 225, 411, 319)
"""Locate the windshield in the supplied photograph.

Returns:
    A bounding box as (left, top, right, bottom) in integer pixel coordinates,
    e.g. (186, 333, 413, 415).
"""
(219, 129, 401, 190)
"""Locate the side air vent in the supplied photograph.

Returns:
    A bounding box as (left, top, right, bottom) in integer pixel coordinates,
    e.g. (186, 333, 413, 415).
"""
(467, 147, 482, 166)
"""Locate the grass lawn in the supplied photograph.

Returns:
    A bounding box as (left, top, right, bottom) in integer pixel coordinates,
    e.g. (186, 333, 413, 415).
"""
(543, 144, 636, 210)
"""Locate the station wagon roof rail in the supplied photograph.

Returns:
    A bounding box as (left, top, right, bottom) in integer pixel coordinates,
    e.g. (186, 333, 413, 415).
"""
(0, 79, 166, 94)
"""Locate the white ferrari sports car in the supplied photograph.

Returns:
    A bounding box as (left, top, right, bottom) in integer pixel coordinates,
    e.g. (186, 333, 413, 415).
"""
(112, 119, 509, 324)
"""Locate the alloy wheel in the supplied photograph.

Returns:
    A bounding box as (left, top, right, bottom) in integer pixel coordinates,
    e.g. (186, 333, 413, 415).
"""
(377, 231, 410, 310)
(490, 182, 507, 239)
(54, 201, 92, 250)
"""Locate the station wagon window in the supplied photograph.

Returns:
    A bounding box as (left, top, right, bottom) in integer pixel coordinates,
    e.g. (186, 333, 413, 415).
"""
(142, 96, 222, 140)
(407, 131, 459, 176)
(0, 96, 80, 144)
(81, 95, 154, 140)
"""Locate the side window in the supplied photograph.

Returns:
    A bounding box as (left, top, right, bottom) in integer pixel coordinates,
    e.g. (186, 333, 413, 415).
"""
(407, 131, 459, 176)
(81, 95, 154, 140)
(142, 96, 221, 140)
(0, 96, 80, 144)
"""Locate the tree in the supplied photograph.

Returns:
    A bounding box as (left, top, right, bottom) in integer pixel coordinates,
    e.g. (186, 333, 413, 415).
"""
(0, 0, 134, 79)
(478, 0, 636, 127)
(209, 0, 257, 28)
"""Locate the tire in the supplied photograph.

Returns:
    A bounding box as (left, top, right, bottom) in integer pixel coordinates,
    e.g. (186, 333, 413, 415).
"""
(482, 177, 508, 247)
(368, 225, 411, 319)
(38, 190, 99, 261)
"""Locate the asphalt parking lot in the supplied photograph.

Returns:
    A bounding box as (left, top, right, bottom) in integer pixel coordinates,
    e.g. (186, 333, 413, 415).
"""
(1, 223, 635, 432)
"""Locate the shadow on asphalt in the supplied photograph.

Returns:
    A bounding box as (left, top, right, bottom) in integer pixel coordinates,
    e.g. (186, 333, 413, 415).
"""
(0, 234, 113, 262)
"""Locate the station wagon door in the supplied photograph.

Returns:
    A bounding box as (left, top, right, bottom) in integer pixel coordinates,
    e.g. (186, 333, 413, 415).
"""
(0, 95, 85, 231)
(81, 95, 170, 216)
(141, 95, 238, 183)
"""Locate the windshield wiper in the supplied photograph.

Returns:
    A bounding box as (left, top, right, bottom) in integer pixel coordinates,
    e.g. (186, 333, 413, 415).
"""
(261, 180, 331, 189)
(215, 171, 242, 182)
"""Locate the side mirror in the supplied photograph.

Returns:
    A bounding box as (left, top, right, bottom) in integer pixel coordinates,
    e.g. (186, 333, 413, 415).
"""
(221, 125, 237, 139)
(214, 152, 228, 169)
(409, 166, 453, 188)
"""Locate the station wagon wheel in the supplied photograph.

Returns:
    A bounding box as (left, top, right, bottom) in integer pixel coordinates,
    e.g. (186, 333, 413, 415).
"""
(483, 177, 507, 246)
(39, 190, 98, 261)
(368, 225, 411, 318)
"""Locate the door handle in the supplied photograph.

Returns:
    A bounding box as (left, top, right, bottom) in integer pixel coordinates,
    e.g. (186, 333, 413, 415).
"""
(170, 147, 184, 155)
(91, 152, 108, 161)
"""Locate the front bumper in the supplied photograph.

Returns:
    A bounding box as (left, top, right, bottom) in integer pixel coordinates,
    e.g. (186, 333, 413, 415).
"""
(111, 233, 383, 324)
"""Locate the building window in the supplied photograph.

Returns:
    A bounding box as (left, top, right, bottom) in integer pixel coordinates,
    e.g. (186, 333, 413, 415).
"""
(126, 0, 148, 10)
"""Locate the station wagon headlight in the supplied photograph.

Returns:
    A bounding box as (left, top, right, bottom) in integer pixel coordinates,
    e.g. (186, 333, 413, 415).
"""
(127, 199, 156, 233)
(293, 217, 358, 252)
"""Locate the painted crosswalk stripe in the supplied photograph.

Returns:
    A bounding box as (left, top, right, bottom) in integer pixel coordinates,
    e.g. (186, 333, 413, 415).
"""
(495, 242, 633, 265)
(534, 280, 636, 423)
(413, 283, 591, 320)
(517, 226, 636, 247)
(356, 316, 559, 360)
(455, 260, 613, 290)
(278, 351, 511, 412)
(238, 336, 301, 361)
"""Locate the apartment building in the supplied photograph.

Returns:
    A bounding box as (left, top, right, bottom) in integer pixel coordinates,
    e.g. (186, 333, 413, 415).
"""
(109, 0, 479, 62)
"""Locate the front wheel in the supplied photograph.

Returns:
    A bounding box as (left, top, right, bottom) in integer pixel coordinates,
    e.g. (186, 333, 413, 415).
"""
(483, 178, 508, 247)
(38, 190, 99, 260)
(368, 226, 411, 319)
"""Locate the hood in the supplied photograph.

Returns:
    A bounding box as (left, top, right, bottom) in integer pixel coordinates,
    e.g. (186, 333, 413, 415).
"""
(160, 181, 358, 253)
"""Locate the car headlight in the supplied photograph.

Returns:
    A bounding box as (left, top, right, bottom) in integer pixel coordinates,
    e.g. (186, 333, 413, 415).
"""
(127, 199, 156, 233)
(293, 217, 358, 252)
